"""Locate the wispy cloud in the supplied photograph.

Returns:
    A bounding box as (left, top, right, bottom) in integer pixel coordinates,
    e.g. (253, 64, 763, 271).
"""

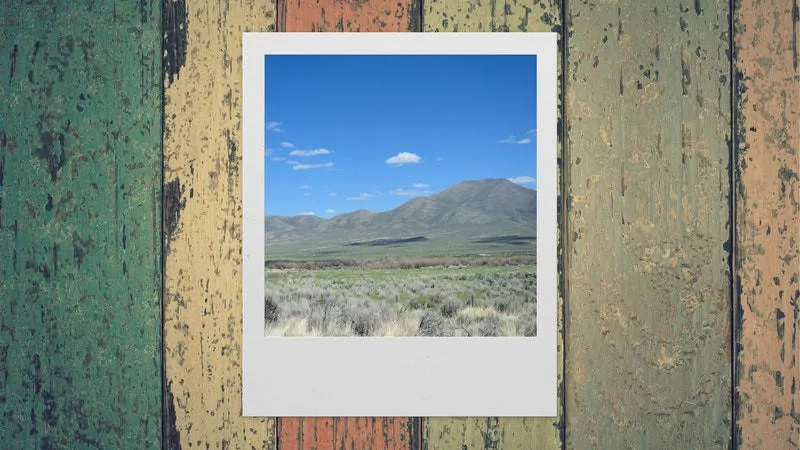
(299, 184, 311, 189)
(386, 152, 421, 166)
(347, 193, 373, 201)
(325, 208, 336, 214)
(271, 156, 286, 162)
(298, 211, 315, 216)
(498, 135, 531, 145)
(329, 193, 337, 197)
(390, 188, 432, 197)
(286, 160, 299, 166)
(280, 141, 294, 148)
(412, 183, 429, 188)
(508, 175, 536, 185)
(293, 162, 334, 170)
(527, 129, 537, 135)
(289, 148, 332, 157)
(266, 121, 282, 132)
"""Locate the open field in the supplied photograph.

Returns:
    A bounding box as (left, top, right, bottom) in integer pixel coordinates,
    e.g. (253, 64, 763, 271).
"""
(264, 260, 537, 337)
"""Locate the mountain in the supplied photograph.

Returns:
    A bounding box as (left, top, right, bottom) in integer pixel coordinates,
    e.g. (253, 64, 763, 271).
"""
(265, 178, 536, 259)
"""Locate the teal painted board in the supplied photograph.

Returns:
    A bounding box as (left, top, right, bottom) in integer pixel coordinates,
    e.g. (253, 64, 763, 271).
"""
(0, 2, 162, 447)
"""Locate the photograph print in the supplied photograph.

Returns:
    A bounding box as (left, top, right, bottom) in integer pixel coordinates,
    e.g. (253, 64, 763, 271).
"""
(264, 55, 539, 338)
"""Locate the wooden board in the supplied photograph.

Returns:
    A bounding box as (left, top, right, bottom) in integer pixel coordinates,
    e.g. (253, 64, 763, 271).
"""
(422, 1, 564, 448)
(734, 0, 800, 447)
(275, 1, 421, 448)
(0, 1, 163, 447)
(161, 0, 278, 448)
(564, 1, 733, 448)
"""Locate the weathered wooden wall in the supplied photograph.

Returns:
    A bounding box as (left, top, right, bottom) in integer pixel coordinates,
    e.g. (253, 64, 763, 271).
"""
(421, 1, 565, 449)
(734, 0, 799, 448)
(2, 0, 797, 448)
(161, 0, 278, 448)
(273, 1, 421, 447)
(565, 1, 734, 448)
(1, 1, 163, 448)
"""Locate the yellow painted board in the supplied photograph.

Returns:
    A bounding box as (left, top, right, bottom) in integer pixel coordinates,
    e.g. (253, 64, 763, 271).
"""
(162, 0, 277, 448)
(423, 1, 564, 448)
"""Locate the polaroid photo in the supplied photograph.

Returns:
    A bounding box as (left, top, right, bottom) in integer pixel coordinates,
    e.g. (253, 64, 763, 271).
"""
(242, 32, 558, 417)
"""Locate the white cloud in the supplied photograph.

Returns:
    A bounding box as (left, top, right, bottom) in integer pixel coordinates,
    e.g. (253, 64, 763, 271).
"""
(299, 184, 311, 189)
(280, 141, 294, 148)
(508, 176, 536, 185)
(390, 188, 432, 197)
(527, 129, 537, 135)
(436, 157, 444, 162)
(329, 193, 337, 197)
(347, 193, 373, 201)
(298, 212, 315, 216)
(266, 121, 282, 132)
(293, 162, 334, 170)
(386, 152, 421, 166)
(412, 183, 429, 188)
(286, 160, 299, 165)
(303, 192, 311, 196)
(271, 156, 286, 161)
(325, 209, 336, 214)
(499, 135, 531, 144)
(290, 148, 332, 157)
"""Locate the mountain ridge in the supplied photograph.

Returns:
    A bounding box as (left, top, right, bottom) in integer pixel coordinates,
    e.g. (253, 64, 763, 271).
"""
(265, 178, 536, 259)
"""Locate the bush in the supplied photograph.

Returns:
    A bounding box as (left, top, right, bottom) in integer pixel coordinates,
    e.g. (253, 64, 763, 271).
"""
(440, 297, 462, 318)
(417, 311, 446, 336)
(474, 315, 502, 337)
(264, 295, 280, 323)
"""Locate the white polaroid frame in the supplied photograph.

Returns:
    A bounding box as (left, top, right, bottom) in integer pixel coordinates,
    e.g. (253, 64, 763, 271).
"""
(242, 32, 558, 417)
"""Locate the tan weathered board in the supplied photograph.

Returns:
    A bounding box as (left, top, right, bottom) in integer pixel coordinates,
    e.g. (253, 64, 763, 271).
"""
(422, 1, 564, 448)
(564, 1, 733, 448)
(275, 1, 421, 447)
(734, 0, 799, 447)
(161, 0, 278, 448)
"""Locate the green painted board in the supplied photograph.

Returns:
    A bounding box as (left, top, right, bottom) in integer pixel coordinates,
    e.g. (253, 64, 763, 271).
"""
(0, 2, 163, 447)
(564, 1, 732, 448)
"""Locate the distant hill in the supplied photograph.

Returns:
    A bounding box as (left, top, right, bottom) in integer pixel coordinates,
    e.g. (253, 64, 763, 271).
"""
(265, 178, 537, 260)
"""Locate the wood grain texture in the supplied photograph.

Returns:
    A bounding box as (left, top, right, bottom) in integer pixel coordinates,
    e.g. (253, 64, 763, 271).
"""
(565, 2, 733, 448)
(161, 0, 277, 448)
(0, 1, 162, 447)
(279, 0, 421, 32)
(275, 1, 419, 448)
(278, 417, 417, 450)
(734, 0, 799, 447)
(422, 1, 564, 448)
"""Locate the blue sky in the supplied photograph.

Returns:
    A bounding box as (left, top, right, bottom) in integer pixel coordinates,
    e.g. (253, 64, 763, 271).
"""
(265, 55, 537, 218)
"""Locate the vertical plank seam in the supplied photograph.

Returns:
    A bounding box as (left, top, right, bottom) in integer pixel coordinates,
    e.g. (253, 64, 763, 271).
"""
(159, 0, 170, 447)
(559, 0, 569, 449)
(415, 3, 424, 448)
(729, 0, 739, 447)
(416, 0, 424, 32)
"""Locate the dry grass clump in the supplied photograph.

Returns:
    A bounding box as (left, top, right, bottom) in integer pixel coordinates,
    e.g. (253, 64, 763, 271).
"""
(264, 261, 537, 337)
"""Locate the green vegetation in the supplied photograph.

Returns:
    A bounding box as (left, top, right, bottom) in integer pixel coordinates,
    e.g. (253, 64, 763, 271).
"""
(264, 261, 537, 337)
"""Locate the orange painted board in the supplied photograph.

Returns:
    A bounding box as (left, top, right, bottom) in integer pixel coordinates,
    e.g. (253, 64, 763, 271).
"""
(275, 1, 420, 448)
(734, 0, 800, 448)
(278, 0, 421, 32)
(278, 417, 417, 450)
